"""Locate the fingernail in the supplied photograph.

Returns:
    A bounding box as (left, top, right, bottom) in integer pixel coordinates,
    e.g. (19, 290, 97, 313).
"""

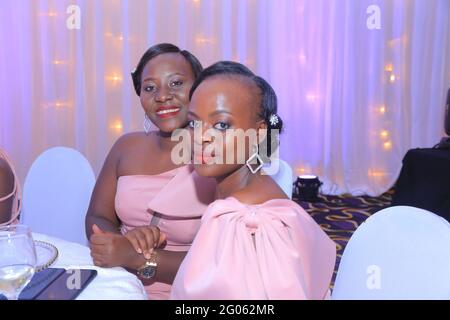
(137, 248, 142, 254)
(144, 253, 151, 259)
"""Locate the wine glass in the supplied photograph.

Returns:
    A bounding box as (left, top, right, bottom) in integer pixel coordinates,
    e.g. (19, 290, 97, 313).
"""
(0, 224, 37, 300)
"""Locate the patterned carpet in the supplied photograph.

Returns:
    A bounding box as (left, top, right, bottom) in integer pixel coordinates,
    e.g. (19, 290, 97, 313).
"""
(294, 189, 395, 287)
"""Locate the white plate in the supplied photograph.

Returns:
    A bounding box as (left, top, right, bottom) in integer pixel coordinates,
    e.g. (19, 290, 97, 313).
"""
(34, 241, 58, 272)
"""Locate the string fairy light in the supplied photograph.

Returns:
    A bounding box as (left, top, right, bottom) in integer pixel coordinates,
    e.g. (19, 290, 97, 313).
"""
(296, 165, 316, 175)
(380, 130, 389, 139)
(110, 120, 123, 132)
(43, 101, 70, 109)
(195, 36, 214, 44)
(52, 60, 69, 65)
(388, 35, 408, 48)
(106, 74, 122, 83)
(306, 93, 319, 102)
(296, 167, 306, 174)
(383, 141, 392, 150)
(368, 169, 387, 178)
(384, 64, 393, 72)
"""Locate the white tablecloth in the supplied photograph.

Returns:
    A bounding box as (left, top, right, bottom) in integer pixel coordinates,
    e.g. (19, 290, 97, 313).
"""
(32, 233, 148, 300)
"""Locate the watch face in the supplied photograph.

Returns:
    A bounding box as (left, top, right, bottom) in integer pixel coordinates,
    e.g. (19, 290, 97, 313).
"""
(139, 264, 156, 279)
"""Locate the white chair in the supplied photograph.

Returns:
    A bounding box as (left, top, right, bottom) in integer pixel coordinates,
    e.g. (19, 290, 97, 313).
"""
(263, 158, 294, 199)
(22, 147, 95, 245)
(332, 206, 450, 300)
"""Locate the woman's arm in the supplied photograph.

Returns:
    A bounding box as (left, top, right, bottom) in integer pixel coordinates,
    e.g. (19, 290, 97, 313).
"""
(152, 249, 187, 284)
(0, 158, 15, 224)
(122, 225, 188, 283)
(85, 139, 124, 238)
(86, 135, 188, 283)
(124, 248, 187, 284)
(89, 228, 187, 284)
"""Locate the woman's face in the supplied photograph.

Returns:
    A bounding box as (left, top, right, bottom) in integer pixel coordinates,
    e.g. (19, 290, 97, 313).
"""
(140, 53, 195, 133)
(188, 75, 266, 178)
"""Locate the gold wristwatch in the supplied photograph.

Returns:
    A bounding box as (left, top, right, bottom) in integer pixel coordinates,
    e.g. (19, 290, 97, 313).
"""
(136, 251, 158, 279)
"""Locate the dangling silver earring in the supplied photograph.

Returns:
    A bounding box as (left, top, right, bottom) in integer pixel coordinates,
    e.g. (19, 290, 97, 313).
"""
(143, 113, 151, 134)
(246, 143, 264, 174)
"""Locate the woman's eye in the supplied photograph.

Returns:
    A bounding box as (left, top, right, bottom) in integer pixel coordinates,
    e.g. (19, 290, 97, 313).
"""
(170, 80, 183, 87)
(144, 85, 156, 92)
(213, 122, 230, 130)
(187, 120, 201, 129)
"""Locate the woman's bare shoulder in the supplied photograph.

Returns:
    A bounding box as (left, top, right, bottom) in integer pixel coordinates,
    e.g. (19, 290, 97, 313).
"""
(231, 174, 288, 205)
(110, 131, 158, 154)
(114, 131, 153, 147)
(0, 157, 14, 192)
(0, 157, 13, 175)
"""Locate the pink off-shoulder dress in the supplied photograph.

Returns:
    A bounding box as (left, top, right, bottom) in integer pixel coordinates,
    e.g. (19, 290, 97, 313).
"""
(170, 197, 336, 300)
(115, 165, 216, 300)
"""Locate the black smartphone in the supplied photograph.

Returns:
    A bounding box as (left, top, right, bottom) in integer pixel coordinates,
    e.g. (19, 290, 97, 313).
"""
(19, 268, 97, 300)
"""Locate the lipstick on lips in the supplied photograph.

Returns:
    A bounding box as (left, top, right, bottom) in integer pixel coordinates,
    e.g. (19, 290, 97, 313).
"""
(155, 106, 181, 119)
(193, 151, 216, 165)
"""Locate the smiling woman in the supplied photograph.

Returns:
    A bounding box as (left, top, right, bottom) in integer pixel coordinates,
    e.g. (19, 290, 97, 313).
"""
(131, 45, 201, 134)
(84, 43, 216, 300)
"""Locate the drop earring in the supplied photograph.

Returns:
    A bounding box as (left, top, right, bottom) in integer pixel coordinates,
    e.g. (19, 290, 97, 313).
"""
(246, 143, 264, 174)
(143, 113, 151, 134)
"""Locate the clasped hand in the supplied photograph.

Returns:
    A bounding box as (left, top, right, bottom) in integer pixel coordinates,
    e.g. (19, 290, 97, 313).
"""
(89, 224, 166, 268)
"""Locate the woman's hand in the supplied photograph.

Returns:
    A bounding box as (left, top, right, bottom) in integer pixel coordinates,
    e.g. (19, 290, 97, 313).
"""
(89, 224, 138, 268)
(124, 226, 166, 259)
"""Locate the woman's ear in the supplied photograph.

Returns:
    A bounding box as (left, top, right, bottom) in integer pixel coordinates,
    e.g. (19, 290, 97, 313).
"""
(257, 120, 268, 141)
(257, 120, 267, 130)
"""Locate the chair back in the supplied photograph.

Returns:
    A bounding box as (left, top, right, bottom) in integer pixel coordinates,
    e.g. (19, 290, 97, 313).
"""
(22, 147, 95, 245)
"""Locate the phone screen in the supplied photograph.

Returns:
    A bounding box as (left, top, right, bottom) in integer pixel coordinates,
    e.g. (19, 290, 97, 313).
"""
(17, 268, 97, 300)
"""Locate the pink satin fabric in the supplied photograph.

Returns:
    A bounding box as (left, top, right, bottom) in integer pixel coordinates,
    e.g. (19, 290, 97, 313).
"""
(171, 197, 336, 300)
(115, 165, 216, 299)
(0, 149, 21, 226)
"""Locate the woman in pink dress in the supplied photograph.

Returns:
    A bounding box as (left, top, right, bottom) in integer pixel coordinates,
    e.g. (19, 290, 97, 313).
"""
(0, 148, 21, 226)
(170, 61, 336, 299)
(85, 43, 215, 299)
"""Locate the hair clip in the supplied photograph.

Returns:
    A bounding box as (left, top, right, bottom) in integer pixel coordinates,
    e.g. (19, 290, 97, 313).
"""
(269, 114, 279, 126)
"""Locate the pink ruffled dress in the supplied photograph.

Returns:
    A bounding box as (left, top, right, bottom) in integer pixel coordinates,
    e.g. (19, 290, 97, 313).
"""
(115, 165, 216, 300)
(171, 197, 336, 300)
(0, 149, 21, 226)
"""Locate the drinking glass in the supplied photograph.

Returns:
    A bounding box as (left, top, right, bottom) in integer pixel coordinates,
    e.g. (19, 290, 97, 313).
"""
(0, 225, 37, 300)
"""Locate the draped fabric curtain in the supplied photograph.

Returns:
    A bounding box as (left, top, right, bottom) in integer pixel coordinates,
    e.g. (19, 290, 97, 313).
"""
(0, 0, 449, 196)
